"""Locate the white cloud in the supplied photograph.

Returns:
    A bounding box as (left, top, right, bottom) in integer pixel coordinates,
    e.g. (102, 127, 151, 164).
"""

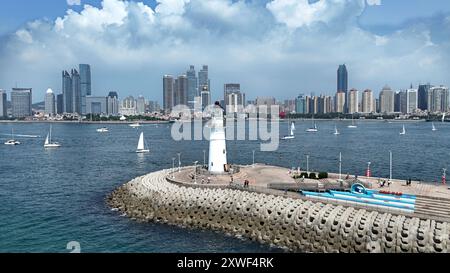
(0, 0, 448, 102)
(366, 0, 381, 6)
(67, 0, 81, 6)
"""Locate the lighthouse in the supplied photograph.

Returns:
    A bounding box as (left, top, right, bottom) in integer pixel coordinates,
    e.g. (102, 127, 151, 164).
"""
(208, 102, 227, 174)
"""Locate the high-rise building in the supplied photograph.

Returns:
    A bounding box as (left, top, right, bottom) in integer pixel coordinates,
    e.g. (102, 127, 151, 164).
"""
(11, 88, 32, 118)
(107, 92, 119, 116)
(186, 65, 198, 110)
(120, 96, 137, 116)
(428, 86, 449, 113)
(71, 69, 81, 114)
(57, 94, 64, 114)
(198, 65, 210, 91)
(200, 85, 211, 110)
(0, 89, 7, 118)
(136, 96, 146, 115)
(86, 96, 107, 115)
(163, 75, 174, 113)
(335, 91, 346, 113)
(395, 91, 407, 114)
(255, 97, 276, 114)
(406, 89, 418, 114)
(348, 88, 359, 114)
(148, 101, 160, 113)
(224, 84, 245, 114)
(284, 99, 296, 113)
(379, 85, 395, 113)
(45, 88, 56, 116)
(295, 94, 306, 114)
(62, 71, 72, 113)
(79, 64, 91, 114)
(174, 75, 188, 106)
(418, 83, 431, 111)
(362, 89, 374, 113)
(337, 64, 348, 112)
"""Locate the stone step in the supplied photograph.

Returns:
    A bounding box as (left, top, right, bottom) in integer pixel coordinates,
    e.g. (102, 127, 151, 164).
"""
(415, 198, 450, 205)
(414, 207, 450, 217)
(414, 204, 450, 212)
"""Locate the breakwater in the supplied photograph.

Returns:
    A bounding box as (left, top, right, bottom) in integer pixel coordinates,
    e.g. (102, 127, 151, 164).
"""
(108, 169, 450, 253)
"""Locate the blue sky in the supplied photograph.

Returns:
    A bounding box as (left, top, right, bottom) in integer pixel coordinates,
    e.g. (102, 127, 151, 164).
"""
(0, 0, 449, 102)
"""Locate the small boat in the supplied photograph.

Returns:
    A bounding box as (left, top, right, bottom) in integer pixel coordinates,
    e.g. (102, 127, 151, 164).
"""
(130, 123, 141, 128)
(400, 124, 406, 135)
(306, 117, 318, 132)
(432, 122, 437, 131)
(44, 125, 61, 148)
(347, 115, 357, 128)
(136, 132, 150, 153)
(282, 122, 295, 140)
(442, 113, 446, 123)
(4, 129, 21, 145)
(334, 125, 340, 135)
(97, 127, 109, 133)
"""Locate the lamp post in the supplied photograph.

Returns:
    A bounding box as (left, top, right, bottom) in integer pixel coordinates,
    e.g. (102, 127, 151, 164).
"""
(366, 162, 371, 178)
(339, 152, 342, 180)
(177, 153, 181, 172)
(252, 150, 255, 167)
(194, 161, 198, 184)
(389, 150, 392, 181)
(172, 157, 175, 179)
(203, 150, 206, 168)
(306, 154, 310, 174)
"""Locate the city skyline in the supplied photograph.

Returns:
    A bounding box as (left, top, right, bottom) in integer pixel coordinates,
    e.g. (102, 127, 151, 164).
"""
(1, 0, 450, 102)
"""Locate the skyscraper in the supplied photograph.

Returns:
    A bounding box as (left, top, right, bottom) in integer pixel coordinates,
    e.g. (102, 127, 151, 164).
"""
(200, 85, 211, 110)
(348, 88, 359, 114)
(107, 92, 119, 116)
(86, 96, 107, 115)
(62, 70, 72, 113)
(406, 88, 418, 114)
(163, 75, 174, 113)
(337, 64, 348, 112)
(79, 64, 91, 115)
(428, 86, 449, 113)
(0, 90, 7, 118)
(295, 94, 306, 114)
(198, 65, 210, 91)
(379, 85, 395, 113)
(57, 94, 64, 114)
(11, 88, 32, 118)
(45, 88, 56, 115)
(418, 84, 431, 111)
(136, 95, 146, 115)
(186, 65, 198, 110)
(224, 84, 245, 114)
(362, 89, 374, 113)
(71, 69, 81, 114)
(335, 91, 346, 113)
(120, 96, 137, 116)
(175, 75, 188, 106)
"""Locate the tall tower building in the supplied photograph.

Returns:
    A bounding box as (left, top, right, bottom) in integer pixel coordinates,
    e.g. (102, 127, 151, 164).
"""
(11, 88, 32, 118)
(362, 89, 374, 113)
(418, 84, 431, 111)
(71, 69, 81, 114)
(224, 84, 245, 114)
(45, 88, 56, 115)
(163, 75, 174, 113)
(62, 70, 72, 113)
(406, 88, 418, 114)
(295, 94, 306, 114)
(107, 92, 119, 116)
(208, 102, 227, 174)
(79, 64, 91, 114)
(57, 94, 64, 114)
(186, 65, 198, 110)
(379, 85, 395, 113)
(136, 95, 146, 115)
(200, 85, 211, 110)
(348, 88, 359, 114)
(337, 64, 348, 112)
(0, 89, 7, 118)
(335, 91, 346, 113)
(428, 86, 449, 113)
(198, 65, 210, 91)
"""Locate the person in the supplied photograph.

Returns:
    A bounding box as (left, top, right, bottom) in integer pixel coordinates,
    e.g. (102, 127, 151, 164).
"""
(408, 178, 412, 186)
(207, 177, 211, 184)
(405, 179, 409, 186)
(346, 173, 350, 180)
(201, 178, 205, 184)
(388, 180, 392, 187)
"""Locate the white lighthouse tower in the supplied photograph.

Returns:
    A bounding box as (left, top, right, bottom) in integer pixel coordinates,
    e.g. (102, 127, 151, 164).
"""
(208, 102, 227, 174)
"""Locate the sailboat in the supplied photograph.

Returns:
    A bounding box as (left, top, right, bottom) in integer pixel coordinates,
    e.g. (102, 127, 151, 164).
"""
(334, 125, 340, 135)
(347, 115, 357, 128)
(282, 122, 296, 140)
(432, 122, 437, 131)
(4, 129, 21, 145)
(306, 116, 318, 132)
(97, 127, 109, 133)
(442, 113, 446, 123)
(136, 132, 150, 153)
(44, 125, 61, 148)
(399, 124, 406, 135)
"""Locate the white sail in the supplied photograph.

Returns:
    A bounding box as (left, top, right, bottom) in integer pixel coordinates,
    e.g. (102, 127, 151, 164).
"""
(136, 132, 149, 153)
(400, 125, 406, 135)
(443, 113, 446, 123)
(290, 122, 295, 136)
(432, 122, 436, 131)
(45, 134, 50, 145)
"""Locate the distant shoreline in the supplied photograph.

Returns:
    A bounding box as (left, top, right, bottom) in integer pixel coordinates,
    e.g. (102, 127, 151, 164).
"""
(0, 120, 171, 124)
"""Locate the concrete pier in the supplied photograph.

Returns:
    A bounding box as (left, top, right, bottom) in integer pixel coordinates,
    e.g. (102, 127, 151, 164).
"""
(108, 166, 450, 253)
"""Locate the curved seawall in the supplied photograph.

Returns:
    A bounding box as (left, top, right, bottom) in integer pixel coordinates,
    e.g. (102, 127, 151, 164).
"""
(107, 169, 450, 253)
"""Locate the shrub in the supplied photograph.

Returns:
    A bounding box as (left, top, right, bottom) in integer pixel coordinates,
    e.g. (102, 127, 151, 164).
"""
(318, 172, 328, 179)
(309, 173, 317, 179)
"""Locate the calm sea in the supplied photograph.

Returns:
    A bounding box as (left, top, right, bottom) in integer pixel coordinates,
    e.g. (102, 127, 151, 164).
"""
(0, 120, 449, 253)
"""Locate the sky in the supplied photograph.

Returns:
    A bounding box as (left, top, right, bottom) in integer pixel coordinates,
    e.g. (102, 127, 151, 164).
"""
(0, 0, 449, 102)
